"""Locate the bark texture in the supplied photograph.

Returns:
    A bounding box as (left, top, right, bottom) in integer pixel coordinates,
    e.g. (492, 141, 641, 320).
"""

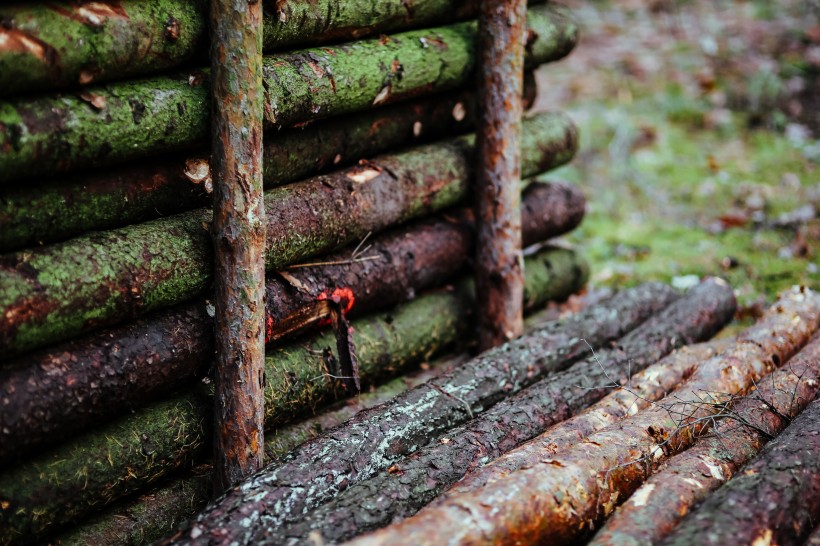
(159, 283, 678, 545)
(593, 330, 820, 546)
(0, 111, 577, 359)
(0, 4, 575, 180)
(474, 0, 527, 349)
(349, 284, 820, 546)
(660, 392, 820, 546)
(269, 280, 737, 545)
(0, 247, 585, 544)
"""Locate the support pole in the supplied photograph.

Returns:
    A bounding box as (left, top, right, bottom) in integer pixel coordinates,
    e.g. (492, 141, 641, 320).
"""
(210, 0, 266, 495)
(475, 0, 527, 350)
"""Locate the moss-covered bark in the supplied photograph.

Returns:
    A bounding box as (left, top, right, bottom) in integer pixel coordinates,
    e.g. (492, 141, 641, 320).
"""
(0, 112, 576, 359)
(0, 4, 576, 181)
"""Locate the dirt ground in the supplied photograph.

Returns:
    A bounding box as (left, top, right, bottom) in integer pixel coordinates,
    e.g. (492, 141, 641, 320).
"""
(533, 0, 819, 309)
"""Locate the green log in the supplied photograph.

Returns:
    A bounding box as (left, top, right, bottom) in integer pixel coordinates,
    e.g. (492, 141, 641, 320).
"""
(0, 4, 576, 181)
(0, 111, 577, 358)
(0, 247, 588, 544)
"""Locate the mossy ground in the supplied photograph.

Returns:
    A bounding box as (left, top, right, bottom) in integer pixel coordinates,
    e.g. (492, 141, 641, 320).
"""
(534, 0, 819, 306)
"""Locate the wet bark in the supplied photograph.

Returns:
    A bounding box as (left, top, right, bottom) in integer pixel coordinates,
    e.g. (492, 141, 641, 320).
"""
(660, 392, 820, 546)
(474, 0, 527, 350)
(348, 284, 820, 546)
(158, 283, 678, 545)
(0, 246, 586, 544)
(593, 330, 820, 546)
(0, 181, 584, 462)
(0, 111, 577, 359)
(0, 4, 576, 181)
(264, 280, 737, 545)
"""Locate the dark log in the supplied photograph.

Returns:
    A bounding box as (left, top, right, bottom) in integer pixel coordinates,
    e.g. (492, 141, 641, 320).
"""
(349, 285, 820, 546)
(0, 181, 585, 461)
(0, 111, 577, 359)
(263, 279, 737, 545)
(659, 392, 820, 546)
(159, 283, 679, 545)
(0, 246, 588, 544)
(474, 0, 527, 349)
(593, 330, 820, 546)
(0, 5, 575, 180)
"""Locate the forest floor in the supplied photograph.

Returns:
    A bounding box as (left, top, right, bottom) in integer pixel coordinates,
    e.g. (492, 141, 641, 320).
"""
(534, 0, 819, 310)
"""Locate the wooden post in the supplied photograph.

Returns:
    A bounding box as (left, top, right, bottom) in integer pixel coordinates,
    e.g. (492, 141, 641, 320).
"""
(475, 0, 527, 351)
(210, 0, 266, 495)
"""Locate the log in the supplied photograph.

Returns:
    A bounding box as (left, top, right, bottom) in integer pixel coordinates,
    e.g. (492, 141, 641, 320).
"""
(807, 525, 820, 546)
(0, 111, 577, 359)
(262, 280, 737, 545)
(160, 283, 679, 545)
(0, 181, 585, 461)
(0, 4, 576, 180)
(473, 0, 527, 349)
(592, 331, 820, 546)
(0, 246, 588, 543)
(348, 285, 820, 546)
(0, 0, 548, 96)
(660, 392, 820, 546)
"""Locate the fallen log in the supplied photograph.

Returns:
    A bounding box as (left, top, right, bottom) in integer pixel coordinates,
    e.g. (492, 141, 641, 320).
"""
(591, 332, 820, 546)
(0, 4, 575, 180)
(447, 338, 735, 495)
(0, 0, 548, 96)
(660, 392, 820, 546)
(0, 181, 585, 460)
(0, 111, 576, 359)
(161, 283, 679, 545)
(262, 279, 737, 545)
(0, 246, 589, 543)
(347, 285, 820, 546)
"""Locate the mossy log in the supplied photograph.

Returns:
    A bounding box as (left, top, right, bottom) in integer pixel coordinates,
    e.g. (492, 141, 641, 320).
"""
(263, 280, 737, 545)
(0, 181, 585, 462)
(0, 112, 577, 359)
(159, 283, 679, 545)
(0, 0, 550, 96)
(349, 286, 820, 546)
(592, 331, 820, 546)
(0, 4, 575, 180)
(0, 246, 588, 544)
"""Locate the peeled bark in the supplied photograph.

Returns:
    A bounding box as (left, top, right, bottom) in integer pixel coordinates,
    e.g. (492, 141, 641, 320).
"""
(0, 181, 585, 461)
(0, 5, 576, 180)
(263, 280, 737, 545)
(593, 330, 820, 546)
(160, 283, 679, 545)
(349, 284, 820, 546)
(0, 111, 577, 359)
(660, 393, 820, 546)
(0, 247, 587, 544)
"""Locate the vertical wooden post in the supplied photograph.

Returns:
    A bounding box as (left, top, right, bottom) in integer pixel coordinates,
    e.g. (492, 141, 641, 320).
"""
(210, 0, 265, 495)
(475, 0, 527, 351)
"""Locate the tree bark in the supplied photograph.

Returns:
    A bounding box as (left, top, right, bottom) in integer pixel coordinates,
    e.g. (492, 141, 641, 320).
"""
(592, 329, 820, 546)
(474, 0, 527, 350)
(263, 279, 737, 545)
(0, 111, 577, 359)
(348, 284, 820, 546)
(159, 283, 679, 545)
(0, 0, 549, 96)
(659, 392, 820, 546)
(0, 4, 576, 181)
(0, 246, 588, 544)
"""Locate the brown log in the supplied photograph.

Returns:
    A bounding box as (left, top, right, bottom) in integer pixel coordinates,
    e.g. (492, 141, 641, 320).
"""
(159, 283, 679, 545)
(659, 392, 820, 546)
(0, 181, 585, 462)
(474, 0, 527, 350)
(348, 284, 820, 546)
(265, 280, 737, 545)
(590, 331, 820, 546)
